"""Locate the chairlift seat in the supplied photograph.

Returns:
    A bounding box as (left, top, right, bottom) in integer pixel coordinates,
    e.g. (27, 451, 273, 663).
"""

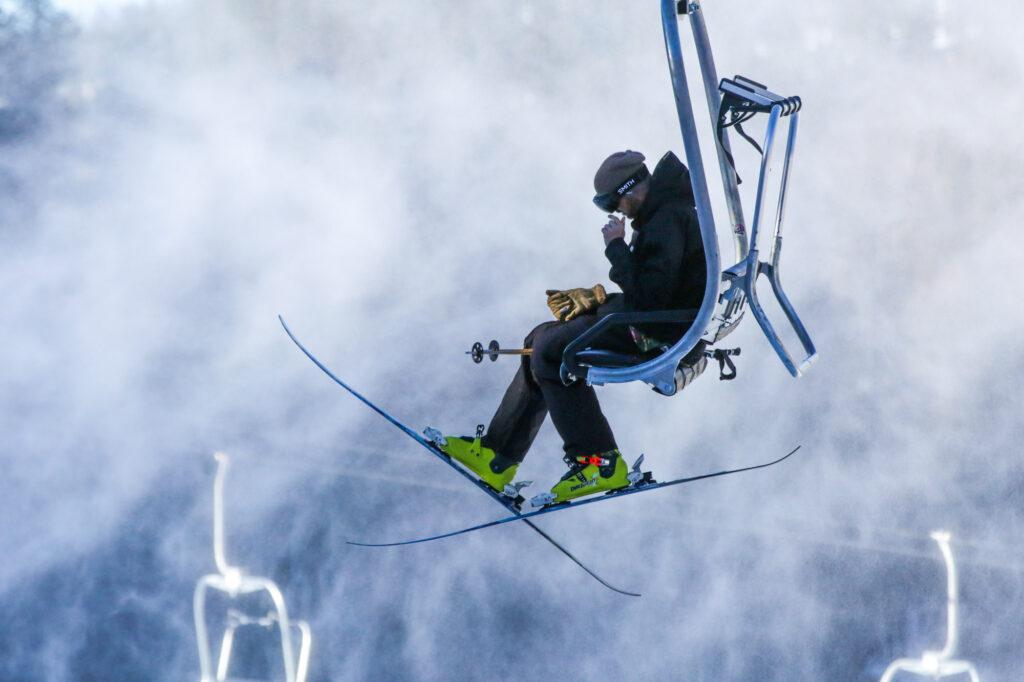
(575, 348, 657, 368)
(571, 323, 712, 396)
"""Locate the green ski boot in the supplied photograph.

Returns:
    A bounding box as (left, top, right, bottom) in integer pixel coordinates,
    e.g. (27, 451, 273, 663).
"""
(530, 450, 631, 507)
(424, 427, 520, 495)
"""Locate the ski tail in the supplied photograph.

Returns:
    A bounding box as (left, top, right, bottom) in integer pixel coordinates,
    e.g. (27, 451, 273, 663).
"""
(522, 520, 640, 597)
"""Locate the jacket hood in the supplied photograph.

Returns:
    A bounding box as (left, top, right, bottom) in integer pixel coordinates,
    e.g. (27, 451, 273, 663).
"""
(635, 151, 694, 227)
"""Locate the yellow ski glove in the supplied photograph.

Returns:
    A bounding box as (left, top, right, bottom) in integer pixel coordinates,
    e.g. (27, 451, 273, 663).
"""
(545, 284, 607, 322)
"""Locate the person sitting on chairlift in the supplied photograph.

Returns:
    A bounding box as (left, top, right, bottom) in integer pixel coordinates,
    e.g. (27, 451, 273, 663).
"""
(430, 149, 707, 507)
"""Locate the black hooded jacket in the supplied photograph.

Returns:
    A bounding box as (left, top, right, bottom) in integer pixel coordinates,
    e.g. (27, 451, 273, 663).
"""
(602, 151, 707, 338)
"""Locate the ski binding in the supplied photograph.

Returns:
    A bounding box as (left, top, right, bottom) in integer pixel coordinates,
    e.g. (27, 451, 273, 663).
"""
(423, 427, 446, 447)
(529, 491, 558, 508)
(628, 454, 655, 487)
(503, 480, 531, 509)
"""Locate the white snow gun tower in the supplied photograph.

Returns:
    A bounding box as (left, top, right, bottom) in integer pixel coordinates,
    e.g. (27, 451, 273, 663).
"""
(193, 452, 312, 682)
(879, 531, 980, 682)
(559, 0, 817, 395)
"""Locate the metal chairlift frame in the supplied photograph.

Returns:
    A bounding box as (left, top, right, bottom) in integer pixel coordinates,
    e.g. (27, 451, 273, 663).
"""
(193, 453, 312, 682)
(560, 0, 816, 395)
(879, 531, 981, 682)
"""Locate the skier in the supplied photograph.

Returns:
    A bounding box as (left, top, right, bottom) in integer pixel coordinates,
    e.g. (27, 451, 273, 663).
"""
(433, 149, 707, 505)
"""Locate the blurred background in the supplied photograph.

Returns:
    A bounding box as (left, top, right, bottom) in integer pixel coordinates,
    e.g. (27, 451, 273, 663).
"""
(1, 0, 1022, 679)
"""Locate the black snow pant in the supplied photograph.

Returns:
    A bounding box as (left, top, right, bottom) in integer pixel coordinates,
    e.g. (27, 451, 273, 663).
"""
(480, 314, 638, 464)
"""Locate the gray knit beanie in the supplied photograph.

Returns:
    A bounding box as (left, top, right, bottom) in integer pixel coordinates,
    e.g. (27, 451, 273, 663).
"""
(593, 150, 648, 194)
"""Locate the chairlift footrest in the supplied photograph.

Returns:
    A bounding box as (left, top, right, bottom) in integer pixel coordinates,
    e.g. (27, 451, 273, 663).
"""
(720, 75, 801, 116)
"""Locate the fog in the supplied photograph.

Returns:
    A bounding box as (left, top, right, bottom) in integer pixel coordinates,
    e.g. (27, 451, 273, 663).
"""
(1, 0, 1022, 679)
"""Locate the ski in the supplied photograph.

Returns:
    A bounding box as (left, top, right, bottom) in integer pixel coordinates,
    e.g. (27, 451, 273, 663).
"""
(347, 446, 800, 548)
(279, 316, 642, 597)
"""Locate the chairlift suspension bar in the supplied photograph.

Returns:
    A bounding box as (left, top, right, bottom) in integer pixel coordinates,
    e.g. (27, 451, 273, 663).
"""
(658, 0, 722, 356)
(685, 2, 749, 262)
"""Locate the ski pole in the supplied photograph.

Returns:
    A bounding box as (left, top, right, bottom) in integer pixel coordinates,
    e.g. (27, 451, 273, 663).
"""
(467, 340, 532, 363)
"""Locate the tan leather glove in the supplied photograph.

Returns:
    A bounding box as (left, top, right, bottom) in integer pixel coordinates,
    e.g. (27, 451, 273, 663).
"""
(545, 284, 607, 321)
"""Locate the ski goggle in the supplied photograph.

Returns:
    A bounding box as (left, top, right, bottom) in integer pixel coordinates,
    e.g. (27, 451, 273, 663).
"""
(592, 166, 650, 213)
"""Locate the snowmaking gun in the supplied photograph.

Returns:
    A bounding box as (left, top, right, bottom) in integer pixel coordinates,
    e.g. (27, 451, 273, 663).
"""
(467, 0, 817, 396)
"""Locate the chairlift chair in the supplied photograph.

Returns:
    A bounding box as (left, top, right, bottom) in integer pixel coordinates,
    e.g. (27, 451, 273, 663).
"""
(193, 453, 312, 682)
(879, 531, 981, 682)
(559, 0, 817, 397)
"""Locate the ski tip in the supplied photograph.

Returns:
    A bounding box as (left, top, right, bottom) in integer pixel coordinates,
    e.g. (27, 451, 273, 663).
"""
(346, 539, 401, 548)
(775, 444, 801, 464)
